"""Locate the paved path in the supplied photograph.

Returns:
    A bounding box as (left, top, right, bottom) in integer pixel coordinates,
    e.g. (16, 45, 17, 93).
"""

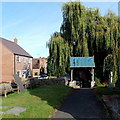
(0, 106, 26, 115)
(52, 88, 107, 119)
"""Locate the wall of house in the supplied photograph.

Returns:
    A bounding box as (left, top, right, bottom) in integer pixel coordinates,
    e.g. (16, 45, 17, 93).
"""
(32, 69, 40, 77)
(0, 41, 2, 82)
(39, 58, 47, 74)
(1, 42, 14, 82)
(15, 55, 32, 79)
(32, 58, 47, 75)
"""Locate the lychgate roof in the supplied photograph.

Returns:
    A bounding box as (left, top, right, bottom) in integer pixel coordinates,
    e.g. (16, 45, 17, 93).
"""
(70, 57, 95, 68)
(0, 37, 32, 58)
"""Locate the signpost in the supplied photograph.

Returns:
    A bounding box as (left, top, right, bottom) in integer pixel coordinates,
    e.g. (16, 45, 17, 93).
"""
(110, 71, 113, 83)
(108, 71, 114, 88)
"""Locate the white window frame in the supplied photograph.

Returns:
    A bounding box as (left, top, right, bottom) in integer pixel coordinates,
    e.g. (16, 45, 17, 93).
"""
(16, 55, 21, 62)
(22, 70, 27, 75)
(16, 70, 21, 77)
(23, 58, 26, 63)
(22, 70, 27, 78)
(28, 58, 31, 63)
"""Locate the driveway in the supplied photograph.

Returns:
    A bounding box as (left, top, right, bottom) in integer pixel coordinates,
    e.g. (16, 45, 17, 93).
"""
(52, 88, 109, 119)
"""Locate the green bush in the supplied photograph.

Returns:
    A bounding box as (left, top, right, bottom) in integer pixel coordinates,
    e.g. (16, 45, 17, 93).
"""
(95, 76, 101, 85)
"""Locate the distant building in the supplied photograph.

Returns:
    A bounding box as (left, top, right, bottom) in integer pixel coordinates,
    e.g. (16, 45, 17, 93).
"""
(32, 57, 47, 77)
(0, 37, 33, 82)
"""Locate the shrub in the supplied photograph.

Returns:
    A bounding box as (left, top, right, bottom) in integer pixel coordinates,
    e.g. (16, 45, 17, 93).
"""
(95, 77, 101, 85)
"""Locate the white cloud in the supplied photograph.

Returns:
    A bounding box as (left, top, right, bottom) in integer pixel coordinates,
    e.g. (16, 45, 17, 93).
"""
(3, 18, 26, 30)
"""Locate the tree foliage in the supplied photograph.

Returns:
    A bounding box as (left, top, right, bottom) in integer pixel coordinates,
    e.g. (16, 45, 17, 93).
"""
(47, 1, 120, 86)
(47, 32, 70, 77)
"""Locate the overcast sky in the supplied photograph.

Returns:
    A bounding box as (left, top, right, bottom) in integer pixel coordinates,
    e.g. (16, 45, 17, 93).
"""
(1, 2, 118, 58)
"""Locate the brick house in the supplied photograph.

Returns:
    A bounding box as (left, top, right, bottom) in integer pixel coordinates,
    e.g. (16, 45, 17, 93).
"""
(32, 58, 47, 77)
(0, 37, 33, 82)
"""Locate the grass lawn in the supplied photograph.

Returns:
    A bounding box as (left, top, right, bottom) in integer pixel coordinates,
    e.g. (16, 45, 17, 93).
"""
(0, 85, 72, 118)
(0, 106, 13, 112)
(48, 76, 57, 79)
(93, 86, 120, 98)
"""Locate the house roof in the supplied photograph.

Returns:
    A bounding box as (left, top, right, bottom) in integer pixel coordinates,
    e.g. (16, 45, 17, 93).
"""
(70, 57, 95, 68)
(0, 37, 33, 58)
(32, 59, 40, 69)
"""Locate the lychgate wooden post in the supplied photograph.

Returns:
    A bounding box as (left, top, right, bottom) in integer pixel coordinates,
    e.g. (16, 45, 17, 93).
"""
(91, 68, 95, 87)
(71, 69, 73, 82)
(92, 68, 94, 81)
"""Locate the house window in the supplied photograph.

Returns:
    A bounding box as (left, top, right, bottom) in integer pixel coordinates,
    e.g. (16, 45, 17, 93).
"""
(28, 58, 31, 63)
(23, 58, 26, 63)
(16, 56, 21, 62)
(16, 70, 21, 77)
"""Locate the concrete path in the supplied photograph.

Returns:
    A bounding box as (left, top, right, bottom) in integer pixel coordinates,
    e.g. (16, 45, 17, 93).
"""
(52, 88, 107, 119)
(0, 106, 26, 115)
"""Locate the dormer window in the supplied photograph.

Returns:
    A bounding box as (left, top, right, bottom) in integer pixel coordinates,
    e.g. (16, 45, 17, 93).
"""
(16, 55, 21, 62)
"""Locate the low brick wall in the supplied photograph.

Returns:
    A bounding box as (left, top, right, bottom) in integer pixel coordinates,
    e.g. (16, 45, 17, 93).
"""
(23, 77, 65, 88)
(102, 95, 120, 120)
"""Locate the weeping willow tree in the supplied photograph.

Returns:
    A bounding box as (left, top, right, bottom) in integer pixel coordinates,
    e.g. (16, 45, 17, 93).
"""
(103, 11, 120, 84)
(47, 32, 70, 77)
(61, 2, 89, 57)
(47, 2, 120, 86)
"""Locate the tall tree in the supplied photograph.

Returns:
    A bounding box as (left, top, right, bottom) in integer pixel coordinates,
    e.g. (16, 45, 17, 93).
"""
(47, 2, 119, 87)
(47, 32, 70, 77)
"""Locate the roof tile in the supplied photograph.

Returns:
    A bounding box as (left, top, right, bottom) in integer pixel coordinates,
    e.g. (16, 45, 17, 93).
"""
(0, 37, 32, 58)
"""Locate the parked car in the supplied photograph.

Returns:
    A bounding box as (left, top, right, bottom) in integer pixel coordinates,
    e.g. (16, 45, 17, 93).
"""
(33, 76, 40, 79)
(38, 74, 49, 79)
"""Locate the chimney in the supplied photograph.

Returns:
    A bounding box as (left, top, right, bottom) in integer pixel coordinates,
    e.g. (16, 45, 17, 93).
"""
(14, 38, 18, 44)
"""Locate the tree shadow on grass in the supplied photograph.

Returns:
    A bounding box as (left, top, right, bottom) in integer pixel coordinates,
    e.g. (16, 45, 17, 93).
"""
(28, 85, 108, 120)
(28, 85, 73, 108)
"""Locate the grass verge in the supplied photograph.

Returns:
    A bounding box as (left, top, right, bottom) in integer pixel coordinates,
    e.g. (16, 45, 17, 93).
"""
(93, 87, 120, 98)
(93, 86, 120, 119)
(0, 107, 13, 112)
(1, 85, 72, 118)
